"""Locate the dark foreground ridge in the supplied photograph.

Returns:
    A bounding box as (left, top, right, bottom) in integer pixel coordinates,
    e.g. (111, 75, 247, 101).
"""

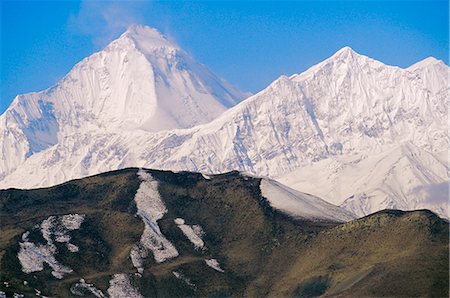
(1, 168, 448, 297)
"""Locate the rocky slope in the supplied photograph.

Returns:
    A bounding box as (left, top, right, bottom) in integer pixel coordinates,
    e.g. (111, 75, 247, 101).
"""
(0, 169, 448, 297)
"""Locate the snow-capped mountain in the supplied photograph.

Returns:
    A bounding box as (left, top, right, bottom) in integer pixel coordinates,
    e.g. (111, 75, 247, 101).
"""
(1, 42, 448, 217)
(407, 56, 449, 96)
(0, 25, 247, 180)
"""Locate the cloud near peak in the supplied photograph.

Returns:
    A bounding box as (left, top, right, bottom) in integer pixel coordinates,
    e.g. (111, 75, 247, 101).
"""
(68, 1, 153, 48)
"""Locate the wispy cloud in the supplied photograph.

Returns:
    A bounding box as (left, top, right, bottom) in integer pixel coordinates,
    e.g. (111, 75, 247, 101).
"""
(68, 0, 152, 47)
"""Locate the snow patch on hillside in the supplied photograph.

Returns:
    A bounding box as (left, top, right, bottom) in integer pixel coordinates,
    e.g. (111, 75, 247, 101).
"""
(107, 274, 142, 298)
(70, 279, 105, 298)
(205, 259, 224, 272)
(41, 214, 84, 252)
(260, 179, 355, 222)
(131, 169, 178, 273)
(201, 173, 212, 180)
(61, 214, 85, 230)
(173, 271, 196, 287)
(174, 218, 205, 250)
(18, 214, 85, 279)
(18, 239, 72, 279)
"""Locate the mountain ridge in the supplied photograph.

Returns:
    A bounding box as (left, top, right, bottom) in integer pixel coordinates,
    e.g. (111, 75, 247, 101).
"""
(0, 28, 448, 218)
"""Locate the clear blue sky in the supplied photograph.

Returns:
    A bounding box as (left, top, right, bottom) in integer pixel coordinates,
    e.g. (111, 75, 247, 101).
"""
(1, 0, 448, 114)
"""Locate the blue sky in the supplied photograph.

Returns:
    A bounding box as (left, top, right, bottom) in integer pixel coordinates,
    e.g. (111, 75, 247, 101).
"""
(1, 0, 448, 114)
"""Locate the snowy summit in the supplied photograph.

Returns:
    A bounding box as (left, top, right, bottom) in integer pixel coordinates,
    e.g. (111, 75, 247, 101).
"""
(0, 24, 247, 181)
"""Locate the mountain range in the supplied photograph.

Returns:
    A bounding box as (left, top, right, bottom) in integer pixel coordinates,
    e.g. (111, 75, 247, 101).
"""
(0, 25, 448, 218)
(1, 169, 448, 297)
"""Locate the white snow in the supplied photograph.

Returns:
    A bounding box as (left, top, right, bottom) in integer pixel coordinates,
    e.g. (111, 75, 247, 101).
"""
(201, 173, 212, 180)
(173, 271, 195, 287)
(130, 169, 178, 273)
(66, 243, 79, 253)
(18, 237, 73, 279)
(0, 24, 246, 185)
(42, 214, 84, 252)
(260, 178, 355, 222)
(407, 57, 448, 95)
(278, 144, 449, 217)
(40, 217, 54, 243)
(205, 259, 224, 272)
(61, 214, 85, 230)
(174, 218, 185, 225)
(70, 279, 105, 298)
(17, 214, 85, 278)
(21, 231, 30, 241)
(1, 43, 448, 219)
(107, 274, 142, 298)
(174, 218, 205, 250)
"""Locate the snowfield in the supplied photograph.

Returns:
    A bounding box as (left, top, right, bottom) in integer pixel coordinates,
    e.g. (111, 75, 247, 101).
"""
(173, 271, 196, 287)
(174, 218, 206, 250)
(130, 169, 178, 273)
(18, 214, 85, 279)
(205, 259, 225, 273)
(18, 239, 73, 279)
(260, 178, 356, 222)
(70, 279, 105, 298)
(107, 274, 142, 298)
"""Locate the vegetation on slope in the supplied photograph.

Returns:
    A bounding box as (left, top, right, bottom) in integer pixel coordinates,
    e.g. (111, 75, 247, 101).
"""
(0, 168, 448, 297)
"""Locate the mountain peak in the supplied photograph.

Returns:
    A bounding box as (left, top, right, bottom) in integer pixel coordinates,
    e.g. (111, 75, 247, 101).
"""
(124, 24, 165, 39)
(118, 24, 179, 53)
(331, 46, 362, 61)
(336, 46, 356, 54)
(408, 56, 447, 71)
(291, 46, 370, 81)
